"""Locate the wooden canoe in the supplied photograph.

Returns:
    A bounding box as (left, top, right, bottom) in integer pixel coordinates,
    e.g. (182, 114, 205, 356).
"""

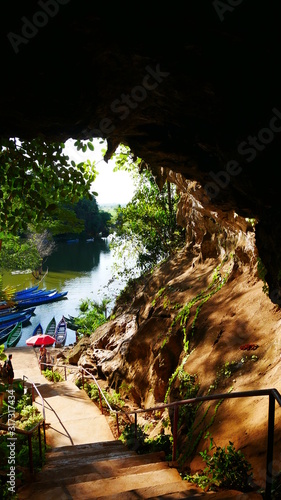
(55, 316, 67, 346)
(32, 323, 43, 336)
(45, 316, 56, 337)
(6, 322, 22, 348)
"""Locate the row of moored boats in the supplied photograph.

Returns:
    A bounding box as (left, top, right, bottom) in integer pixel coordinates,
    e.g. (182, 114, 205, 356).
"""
(0, 285, 68, 348)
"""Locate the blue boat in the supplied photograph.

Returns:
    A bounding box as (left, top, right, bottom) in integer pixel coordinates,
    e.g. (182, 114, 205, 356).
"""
(14, 288, 56, 300)
(14, 285, 39, 297)
(0, 306, 17, 317)
(16, 291, 68, 309)
(32, 323, 43, 336)
(0, 307, 36, 325)
(0, 312, 33, 330)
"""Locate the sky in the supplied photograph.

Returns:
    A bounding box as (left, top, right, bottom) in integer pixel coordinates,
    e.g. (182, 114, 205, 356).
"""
(64, 139, 135, 206)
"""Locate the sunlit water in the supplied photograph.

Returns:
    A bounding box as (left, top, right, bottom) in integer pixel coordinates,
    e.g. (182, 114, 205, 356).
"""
(1, 239, 125, 348)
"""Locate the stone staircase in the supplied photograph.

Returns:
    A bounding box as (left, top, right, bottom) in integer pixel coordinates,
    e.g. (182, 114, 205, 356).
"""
(17, 440, 262, 499)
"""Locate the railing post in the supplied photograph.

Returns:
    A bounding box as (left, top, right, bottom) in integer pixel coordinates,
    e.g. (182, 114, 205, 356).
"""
(32, 385, 35, 403)
(172, 405, 179, 462)
(43, 420, 46, 447)
(82, 370, 84, 390)
(38, 423, 42, 464)
(64, 366, 67, 381)
(116, 413, 120, 437)
(98, 388, 104, 414)
(134, 412, 138, 443)
(265, 393, 275, 500)
(28, 434, 33, 474)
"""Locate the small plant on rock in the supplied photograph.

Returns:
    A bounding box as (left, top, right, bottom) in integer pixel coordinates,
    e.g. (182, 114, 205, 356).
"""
(185, 434, 253, 492)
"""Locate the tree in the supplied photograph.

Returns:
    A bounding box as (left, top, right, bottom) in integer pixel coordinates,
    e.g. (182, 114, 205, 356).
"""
(0, 137, 97, 235)
(71, 196, 111, 238)
(109, 169, 185, 277)
(0, 236, 41, 272)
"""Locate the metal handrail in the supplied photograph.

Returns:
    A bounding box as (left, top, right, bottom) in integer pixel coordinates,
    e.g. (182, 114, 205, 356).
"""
(0, 420, 44, 474)
(23, 375, 46, 422)
(39, 361, 115, 413)
(38, 360, 281, 498)
(1, 375, 46, 474)
(121, 388, 281, 500)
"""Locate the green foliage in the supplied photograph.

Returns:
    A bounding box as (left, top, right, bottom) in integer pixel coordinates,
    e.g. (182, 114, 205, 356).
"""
(109, 169, 185, 277)
(272, 471, 281, 499)
(176, 370, 200, 431)
(84, 382, 124, 410)
(208, 356, 259, 393)
(17, 405, 43, 430)
(172, 262, 230, 350)
(0, 137, 97, 234)
(0, 343, 7, 362)
(112, 144, 142, 173)
(185, 437, 253, 492)
(0, 236, 39, 271)
(257, 257, 269, 295)
(119, 423, 172, 457)
(42, 369, 63, 382)
(0, 387, 46, 496)
(73, 299, 109, 335)
(16, 394, 32, 412)
(63, 196, 111, 239)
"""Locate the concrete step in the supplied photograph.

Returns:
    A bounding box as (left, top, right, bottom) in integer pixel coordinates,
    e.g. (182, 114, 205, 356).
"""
(19, 468, 190, 499)
(95, 480, 207, 499)
(17, 440, 263, 500)
(33, 452, 171, 486)
(43, 440, 136, 468)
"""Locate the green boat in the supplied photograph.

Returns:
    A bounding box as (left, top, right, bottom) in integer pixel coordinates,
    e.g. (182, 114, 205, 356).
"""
(45, 316, 56, 337)
(6, 322, 22, 348)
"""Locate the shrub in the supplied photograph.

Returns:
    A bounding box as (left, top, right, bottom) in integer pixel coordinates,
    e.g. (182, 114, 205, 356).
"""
(185, 437, 253, 492)
(42, 368, 63, 382)
(120, 423, 172, 457)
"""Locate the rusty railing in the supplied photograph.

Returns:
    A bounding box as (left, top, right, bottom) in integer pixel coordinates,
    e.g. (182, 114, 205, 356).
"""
(39, 360, 281, 499)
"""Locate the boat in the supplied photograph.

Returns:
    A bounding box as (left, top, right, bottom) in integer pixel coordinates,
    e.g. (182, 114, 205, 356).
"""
(0, 306, 17, 317)
(54, 316, 67, 346)
(14, 285, 39, 297)
(32, 323, 43, 336)
(64, 315, 79, 331)
(6, 323, 22, 348)
(14, 288, 56, 300)
(0, 324, 17, 343)
(0, 312, 33, 330)
(45, 317, 56, 337)
(16, 291, 68, 309)
(0, 307, 36, 325)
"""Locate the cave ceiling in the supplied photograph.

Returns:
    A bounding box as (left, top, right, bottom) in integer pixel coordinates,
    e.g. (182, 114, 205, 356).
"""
(1, 1, 281, 298)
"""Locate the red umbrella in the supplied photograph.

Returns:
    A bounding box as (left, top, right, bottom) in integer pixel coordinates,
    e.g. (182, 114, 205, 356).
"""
(26, 334, 56, 346)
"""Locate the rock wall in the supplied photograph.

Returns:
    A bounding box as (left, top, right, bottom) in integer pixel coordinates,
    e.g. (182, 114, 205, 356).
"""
(69, 238, 281, 488)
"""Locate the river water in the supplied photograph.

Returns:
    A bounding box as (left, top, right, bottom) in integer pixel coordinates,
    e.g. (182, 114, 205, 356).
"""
(1, 239, 124, 348)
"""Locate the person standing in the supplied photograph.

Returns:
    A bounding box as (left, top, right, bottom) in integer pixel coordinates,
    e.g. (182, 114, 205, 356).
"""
(6, 354, 14, 385)
(39, 345, 47, 371)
